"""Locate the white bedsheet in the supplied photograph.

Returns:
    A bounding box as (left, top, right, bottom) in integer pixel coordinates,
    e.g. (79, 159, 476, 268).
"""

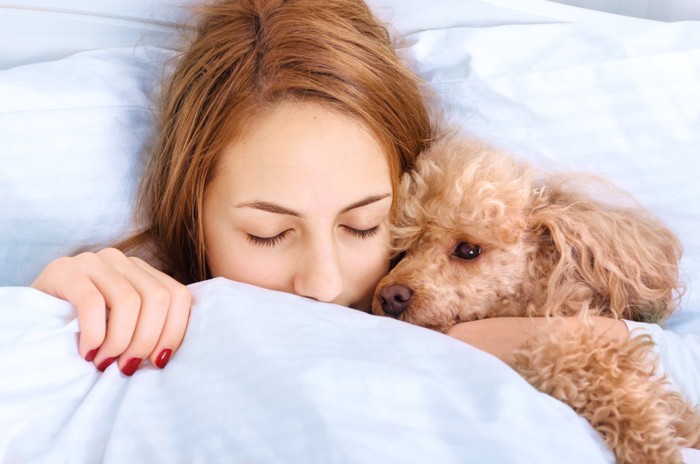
(0, 278, 612, 463)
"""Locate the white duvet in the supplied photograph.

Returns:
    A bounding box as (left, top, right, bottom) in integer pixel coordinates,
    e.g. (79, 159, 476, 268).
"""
(0, 278, 612, 463)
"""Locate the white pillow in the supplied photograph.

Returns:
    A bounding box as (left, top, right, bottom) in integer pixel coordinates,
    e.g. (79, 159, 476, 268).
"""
(0, 46, 173, 286)
(0, 1, 186, 69)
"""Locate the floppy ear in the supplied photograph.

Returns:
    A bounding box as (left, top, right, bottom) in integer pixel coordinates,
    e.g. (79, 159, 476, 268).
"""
(529, 183, 683, 322)
(389, 165, 430, 256)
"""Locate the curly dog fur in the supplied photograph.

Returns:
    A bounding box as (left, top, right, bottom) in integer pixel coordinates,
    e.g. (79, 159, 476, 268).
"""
(372, 136, 700, 463)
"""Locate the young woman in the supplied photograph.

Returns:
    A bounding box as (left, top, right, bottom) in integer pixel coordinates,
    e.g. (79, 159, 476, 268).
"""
(31, 0, 437, 376)
(30, 0, 697, 412)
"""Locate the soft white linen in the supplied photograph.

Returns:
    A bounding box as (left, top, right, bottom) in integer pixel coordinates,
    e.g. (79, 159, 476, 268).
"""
(685, 448, 700, 464)
(625, 320, 700, 406)
(0, 46, 172, 286)
(2, 0, 700, 462)
(0, 278, 612, 463)
(0, 1, 185, 69)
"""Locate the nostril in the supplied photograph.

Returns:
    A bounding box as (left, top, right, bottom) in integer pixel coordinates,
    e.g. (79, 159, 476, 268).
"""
(379, 284, 414, 317)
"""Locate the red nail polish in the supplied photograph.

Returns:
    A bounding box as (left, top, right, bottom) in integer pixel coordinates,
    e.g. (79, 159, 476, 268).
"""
(121, 357, 142, 376)
(97, 357, 117, 372)
(85, 349, 98, 362)
(155, 348, 172, 369)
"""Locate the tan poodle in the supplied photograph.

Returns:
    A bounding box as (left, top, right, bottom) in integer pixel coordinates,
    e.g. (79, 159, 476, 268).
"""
(372, 135, 700, 464)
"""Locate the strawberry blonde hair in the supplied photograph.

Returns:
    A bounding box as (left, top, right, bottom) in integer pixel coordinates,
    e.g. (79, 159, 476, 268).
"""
(120, 0, 437, 283)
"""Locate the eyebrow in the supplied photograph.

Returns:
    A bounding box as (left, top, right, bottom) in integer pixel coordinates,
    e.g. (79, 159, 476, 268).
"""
(236, 193, 391, 217)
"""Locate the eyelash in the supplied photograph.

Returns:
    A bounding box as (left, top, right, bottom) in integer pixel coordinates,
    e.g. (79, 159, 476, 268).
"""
(246, 226, 380, 248)
(343, 225, 380, 239)
(246, 230, 290, 247)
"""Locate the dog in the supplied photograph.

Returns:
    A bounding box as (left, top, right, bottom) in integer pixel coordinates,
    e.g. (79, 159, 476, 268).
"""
(372, 135, 700, 464)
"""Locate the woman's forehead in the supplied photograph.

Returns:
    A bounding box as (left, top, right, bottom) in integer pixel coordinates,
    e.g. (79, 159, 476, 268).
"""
(209, 100, 392, 208)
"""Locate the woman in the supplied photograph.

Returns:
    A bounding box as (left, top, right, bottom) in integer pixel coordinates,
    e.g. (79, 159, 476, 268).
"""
(31, 0, 437, 375)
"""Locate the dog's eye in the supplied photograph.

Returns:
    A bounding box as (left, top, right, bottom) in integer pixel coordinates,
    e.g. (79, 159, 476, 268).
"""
(452, 242, 481, 260)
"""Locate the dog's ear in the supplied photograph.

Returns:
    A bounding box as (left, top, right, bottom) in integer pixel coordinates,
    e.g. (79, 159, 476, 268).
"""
(389, 167, 429, 255)
(529, 181, 683, 322)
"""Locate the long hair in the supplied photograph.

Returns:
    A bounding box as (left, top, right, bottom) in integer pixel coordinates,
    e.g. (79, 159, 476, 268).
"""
(117, 0, 437, 283)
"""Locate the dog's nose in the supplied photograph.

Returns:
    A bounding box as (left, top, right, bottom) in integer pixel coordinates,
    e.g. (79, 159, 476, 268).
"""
(378, 284, 414, 317)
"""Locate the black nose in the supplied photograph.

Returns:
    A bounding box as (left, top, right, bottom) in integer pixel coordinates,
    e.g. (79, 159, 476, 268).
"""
(378, 284, 414, 317)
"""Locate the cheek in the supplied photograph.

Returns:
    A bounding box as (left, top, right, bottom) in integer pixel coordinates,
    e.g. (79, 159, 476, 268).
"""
(356, 227, 391, 271)
(355, 253, 390, 285)
(206, 235, 291, 289)
(203, 205, 288, 288)
(346, 229, 392, 309)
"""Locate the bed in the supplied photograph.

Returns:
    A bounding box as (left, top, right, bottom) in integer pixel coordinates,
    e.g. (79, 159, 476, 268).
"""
(1, 0, 699, 462)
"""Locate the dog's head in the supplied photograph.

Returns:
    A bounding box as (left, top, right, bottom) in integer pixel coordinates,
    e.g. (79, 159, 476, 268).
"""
(372, 137, 683, 332)
(372, 137, 540, 332)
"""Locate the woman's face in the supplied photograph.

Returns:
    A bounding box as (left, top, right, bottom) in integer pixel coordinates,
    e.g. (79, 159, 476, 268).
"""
(202, 101, 393, 311)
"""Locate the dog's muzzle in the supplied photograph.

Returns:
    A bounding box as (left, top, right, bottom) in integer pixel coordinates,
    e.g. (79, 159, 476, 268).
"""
(377, 284, 414, 317)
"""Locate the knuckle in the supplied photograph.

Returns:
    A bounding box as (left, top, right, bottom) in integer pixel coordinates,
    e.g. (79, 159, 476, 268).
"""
(138, 290, 170, 319)
(119, 291, 142, 313)
(95, 247, 125, 261)
(171, 285, 192, 309)
(81, 291, 107, 312)
(73, 251, 100, 264)
(148, 287, 171, 310)
(128, 256, 146, 267)
(44, 256, 77, 273)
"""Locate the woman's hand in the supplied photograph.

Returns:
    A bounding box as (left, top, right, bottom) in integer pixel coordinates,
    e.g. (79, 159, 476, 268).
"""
(31, 248, 192, 375)
(446, 316, 629, 365)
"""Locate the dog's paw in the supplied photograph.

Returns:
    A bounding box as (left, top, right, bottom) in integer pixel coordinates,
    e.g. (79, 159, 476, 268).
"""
(512, 321, 690, 464)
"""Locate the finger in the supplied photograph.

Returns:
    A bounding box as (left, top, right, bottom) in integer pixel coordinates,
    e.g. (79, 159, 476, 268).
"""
(31, 257, 108, 359)
(91, 249, 170, 374)
(75, 250, 146, 370)
(114, 267, 171, 374)
(130, 257, 192, 369)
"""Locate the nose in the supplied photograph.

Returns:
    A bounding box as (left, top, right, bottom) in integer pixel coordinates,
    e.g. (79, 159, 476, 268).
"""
(293, 241, 344, 304)
(378, 284, 413, 317)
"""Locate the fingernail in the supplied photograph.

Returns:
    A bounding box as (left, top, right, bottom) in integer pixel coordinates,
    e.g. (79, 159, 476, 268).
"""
(121, 357, 142, 376)
(85, 349, 98, 362)
(97, 357, 117, 372)
(155, 348, 173, 369)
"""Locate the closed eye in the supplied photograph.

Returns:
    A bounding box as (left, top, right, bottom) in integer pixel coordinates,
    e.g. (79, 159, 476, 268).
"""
(247, 230, 291, 247)
(343, 225, 380, 239)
